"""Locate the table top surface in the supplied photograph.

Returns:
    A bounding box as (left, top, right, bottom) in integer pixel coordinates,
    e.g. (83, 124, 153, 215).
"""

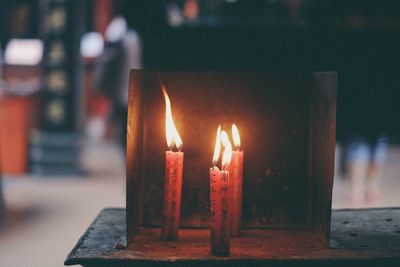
(65, 208, 400, 266)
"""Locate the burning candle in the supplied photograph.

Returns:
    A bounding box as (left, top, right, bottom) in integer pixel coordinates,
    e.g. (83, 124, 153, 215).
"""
(210, 126, 232, 256)
(230, 124, 244, 236)
(161, 84, 184, 241)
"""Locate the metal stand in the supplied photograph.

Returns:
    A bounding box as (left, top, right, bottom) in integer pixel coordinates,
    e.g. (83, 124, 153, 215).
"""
(65, 208, 400, 267)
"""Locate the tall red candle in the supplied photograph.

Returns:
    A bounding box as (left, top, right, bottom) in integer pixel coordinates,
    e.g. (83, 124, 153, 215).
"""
(161, 84, 184, 241)
(210, 127, 232, 256)
(229, 124, 244, 236)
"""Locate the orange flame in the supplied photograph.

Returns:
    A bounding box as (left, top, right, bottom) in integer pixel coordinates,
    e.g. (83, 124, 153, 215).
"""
(221, 130, 232, 170)
(220, 130, 230, 147)
(232, 124, 241, 150)
(212, 126, 221, 166)
(161, 83, 183, 150)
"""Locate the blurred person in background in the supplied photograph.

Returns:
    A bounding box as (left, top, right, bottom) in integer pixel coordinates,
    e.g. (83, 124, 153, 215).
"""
(337, 72, 394, 205)
(344, 134, 388, 204)
(94, 15, 142, 151)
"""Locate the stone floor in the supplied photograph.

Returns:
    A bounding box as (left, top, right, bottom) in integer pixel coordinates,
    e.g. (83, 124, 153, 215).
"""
(0, 142, 399, 267)
(0, 141, 125, 267)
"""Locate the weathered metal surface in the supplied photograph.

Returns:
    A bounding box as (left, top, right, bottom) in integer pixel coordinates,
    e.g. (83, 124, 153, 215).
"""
(309, 73, 337, 245)
(65, 208, 400, 267)
(126, 70, 145, 238)
(330, 208, 400, 249)
(127, 71, 337, 245)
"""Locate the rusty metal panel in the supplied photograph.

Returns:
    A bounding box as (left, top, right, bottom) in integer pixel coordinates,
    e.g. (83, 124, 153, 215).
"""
(126, 71, 146, 239)
(309, 72, 337, 245)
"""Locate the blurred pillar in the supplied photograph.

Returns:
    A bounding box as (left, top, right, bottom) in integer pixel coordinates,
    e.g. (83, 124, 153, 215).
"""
(30, 0, 85, 175)
(287, 0, 300, 18)
(95, 0, 113, 35)
(184, 0, 199, 21)
(0, 96, 33, 174)
(86, 0, 113, 137)
(0, 147, 4, 221)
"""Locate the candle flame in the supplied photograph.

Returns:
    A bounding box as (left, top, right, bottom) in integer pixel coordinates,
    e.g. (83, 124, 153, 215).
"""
(212, 126, 221, 167)
(161, 83, 183, 151)
(232, 124, 241, 149)
(220, 130, 230, 147)
(221, 136, 232, 170)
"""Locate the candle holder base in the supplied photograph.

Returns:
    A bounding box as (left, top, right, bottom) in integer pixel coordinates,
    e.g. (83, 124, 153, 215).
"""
(65, 208, 400, 267)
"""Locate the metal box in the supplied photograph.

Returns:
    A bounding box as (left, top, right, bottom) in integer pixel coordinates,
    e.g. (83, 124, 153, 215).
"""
(126, 70, 337, 256)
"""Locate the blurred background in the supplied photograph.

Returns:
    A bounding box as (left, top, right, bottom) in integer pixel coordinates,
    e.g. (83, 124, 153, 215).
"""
(0, 0, 399, 266)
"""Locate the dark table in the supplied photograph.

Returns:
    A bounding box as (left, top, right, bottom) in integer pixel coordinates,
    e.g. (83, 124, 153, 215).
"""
(65, 208, 400, 267)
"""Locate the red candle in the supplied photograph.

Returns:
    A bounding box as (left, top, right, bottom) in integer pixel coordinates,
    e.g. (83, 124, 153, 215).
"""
(210, 127, 232, 256)
(161, 84, 184, 241)
(229, 124, 244, 236)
